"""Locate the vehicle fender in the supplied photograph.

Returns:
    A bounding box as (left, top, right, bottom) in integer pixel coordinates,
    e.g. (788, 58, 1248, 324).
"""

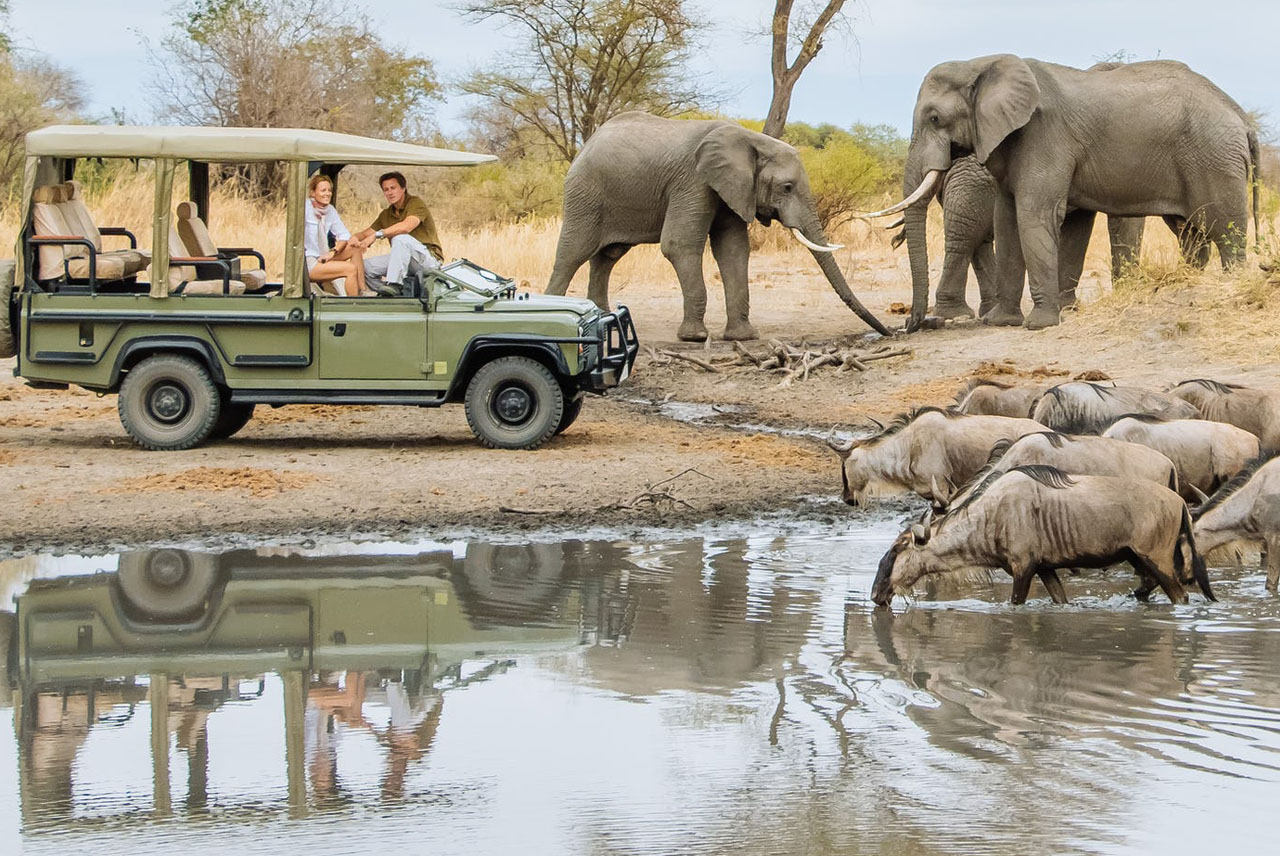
(448, 336, 573, 400)
(0, 259, 16, 359)
(111, 336, 227, 389)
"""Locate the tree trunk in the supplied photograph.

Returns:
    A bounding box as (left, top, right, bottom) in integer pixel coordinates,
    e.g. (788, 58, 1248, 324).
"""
(762, 0, 847, 140)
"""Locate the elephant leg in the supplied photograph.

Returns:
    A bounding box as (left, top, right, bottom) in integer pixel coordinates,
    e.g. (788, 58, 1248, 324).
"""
(1016, 196, 1066, 330)
(982, 192, 1026, 326)
(587, 244, 629, 309)
(1057, 209, 1096, 310)
(1164, 215, 1211, 269)
(547, 234, 596, 296)
(1208, 207, 1249, 270)
(933, 247, 975, 319)
(971, 239, 998, 318)
(708, 218, 756, 341)
(1107, 216, 1145, 279)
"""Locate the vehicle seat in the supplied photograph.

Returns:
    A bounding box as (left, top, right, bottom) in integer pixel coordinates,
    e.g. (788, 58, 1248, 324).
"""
(59, 181, 150, 275)
(31, 185, 134, 283)
(163, 223, 246, 295)
(175, 201, 267, 291)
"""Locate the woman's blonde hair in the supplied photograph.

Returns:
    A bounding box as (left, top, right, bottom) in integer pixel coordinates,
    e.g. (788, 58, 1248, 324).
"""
(307, 173, 333, 194)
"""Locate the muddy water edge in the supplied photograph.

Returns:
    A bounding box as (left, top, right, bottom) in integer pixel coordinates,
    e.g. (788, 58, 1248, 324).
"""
(1, 529, 1278, 855)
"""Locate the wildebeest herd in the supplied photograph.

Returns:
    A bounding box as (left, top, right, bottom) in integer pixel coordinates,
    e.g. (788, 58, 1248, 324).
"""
(828, 378, 1280, 607)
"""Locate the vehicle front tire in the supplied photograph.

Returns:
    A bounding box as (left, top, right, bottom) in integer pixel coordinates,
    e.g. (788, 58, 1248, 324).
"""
(464, 356, 564, 450)
(555, 395, 584, 435)
(211, 399, 256, 439)
(118, 354, 221, 450)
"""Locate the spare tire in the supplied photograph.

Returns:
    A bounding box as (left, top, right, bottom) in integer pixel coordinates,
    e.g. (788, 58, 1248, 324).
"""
(0, 259, 16, 359)
(116, 549, 222, 621)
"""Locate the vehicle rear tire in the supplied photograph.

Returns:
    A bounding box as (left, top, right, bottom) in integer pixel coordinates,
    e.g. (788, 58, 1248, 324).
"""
(555, 395, 583, 434)
(118, 354, 221, 450)
(117, 549, 221, 621)
(211, 399, 256, 439)
(464, 356, 564, 450)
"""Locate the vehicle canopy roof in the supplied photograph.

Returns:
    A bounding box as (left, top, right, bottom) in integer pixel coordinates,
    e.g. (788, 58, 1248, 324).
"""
(25, 125, 497, 166)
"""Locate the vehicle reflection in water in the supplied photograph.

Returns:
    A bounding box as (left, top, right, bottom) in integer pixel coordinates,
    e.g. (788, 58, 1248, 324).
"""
(2, 532, 1279, 854)
(7, 543, 594, 829)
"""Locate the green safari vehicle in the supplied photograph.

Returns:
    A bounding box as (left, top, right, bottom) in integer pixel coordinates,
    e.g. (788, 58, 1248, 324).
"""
(0, 126, 638, 450)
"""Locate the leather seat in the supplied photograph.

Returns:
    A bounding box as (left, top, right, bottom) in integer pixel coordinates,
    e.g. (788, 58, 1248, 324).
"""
(59, 181, 150, 275)
(31, 185, 134, 283)
(163, 222, 246, 295)
(175, 201, 267, 291)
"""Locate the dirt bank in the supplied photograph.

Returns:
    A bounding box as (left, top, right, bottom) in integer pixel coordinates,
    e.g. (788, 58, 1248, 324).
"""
(3, 247, 1278, 557)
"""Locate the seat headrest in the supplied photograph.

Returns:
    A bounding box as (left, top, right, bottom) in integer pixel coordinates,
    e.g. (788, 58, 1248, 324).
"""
(33, 185, 66, 204)
(63, 180, 84, 200)
(176, 201, 197, 220)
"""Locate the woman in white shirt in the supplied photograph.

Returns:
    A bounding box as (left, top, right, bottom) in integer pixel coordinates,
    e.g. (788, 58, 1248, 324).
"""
(305, 173, 368, 296)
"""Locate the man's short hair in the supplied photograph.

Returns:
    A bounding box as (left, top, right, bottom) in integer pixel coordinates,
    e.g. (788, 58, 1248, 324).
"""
(379, 171, 407, 189)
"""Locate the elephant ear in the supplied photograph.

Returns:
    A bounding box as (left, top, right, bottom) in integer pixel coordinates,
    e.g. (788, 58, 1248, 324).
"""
(694, 124, 758, 223)
(971, 55, 1041, 163)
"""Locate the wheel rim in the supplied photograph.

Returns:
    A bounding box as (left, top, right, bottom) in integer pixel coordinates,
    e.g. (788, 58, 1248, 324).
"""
(146, 381, 190, 424)
(492, 383, 534, 427)
(145, 549, 190, 588)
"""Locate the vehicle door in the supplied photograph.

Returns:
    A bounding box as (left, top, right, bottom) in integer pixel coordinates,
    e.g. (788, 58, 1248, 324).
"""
(314, 296, 429, 381)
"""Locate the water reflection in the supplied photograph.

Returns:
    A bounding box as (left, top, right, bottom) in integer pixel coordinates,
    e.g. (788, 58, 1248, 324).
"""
(0, 533, 1277, 855)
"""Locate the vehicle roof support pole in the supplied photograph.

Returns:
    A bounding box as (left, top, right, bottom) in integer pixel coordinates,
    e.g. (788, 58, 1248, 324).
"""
(283, 159, 308, 298)
(150, 158, 176, 298)
(14, 155, 37, 287)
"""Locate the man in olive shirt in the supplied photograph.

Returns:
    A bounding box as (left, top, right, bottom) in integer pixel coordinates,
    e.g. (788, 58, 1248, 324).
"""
(352, 171, 444, 296)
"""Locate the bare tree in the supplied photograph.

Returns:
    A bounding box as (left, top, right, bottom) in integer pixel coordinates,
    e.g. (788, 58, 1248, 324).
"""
(458, 0, 712, 161)
(762, 0, 850, 139)
(0, 52, 84, 195)
(148, 0, 439, 197)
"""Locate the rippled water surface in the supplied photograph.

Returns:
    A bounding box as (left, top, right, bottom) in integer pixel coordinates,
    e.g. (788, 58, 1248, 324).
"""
(1, 527, 1278, 854)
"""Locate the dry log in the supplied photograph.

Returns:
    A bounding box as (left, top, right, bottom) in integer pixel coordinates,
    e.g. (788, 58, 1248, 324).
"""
(657, 349, 720, 373)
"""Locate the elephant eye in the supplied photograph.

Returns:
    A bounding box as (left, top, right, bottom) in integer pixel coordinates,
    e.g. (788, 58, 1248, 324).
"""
(929, 115, 940, 125)
(781, 182, 794, 194)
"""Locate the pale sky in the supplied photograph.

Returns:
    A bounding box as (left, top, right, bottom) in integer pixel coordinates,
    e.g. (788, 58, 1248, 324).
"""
(6, 0, 1278, 140)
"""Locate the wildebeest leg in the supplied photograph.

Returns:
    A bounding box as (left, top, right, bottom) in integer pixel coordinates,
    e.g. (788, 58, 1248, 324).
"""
(1265, 536, 1280, 595)
(1009, 563, 1035, 605)
(1132, 576, 1157, 601)
(1037, 568, 1069, 604)
(1136, 555, 1188, 604)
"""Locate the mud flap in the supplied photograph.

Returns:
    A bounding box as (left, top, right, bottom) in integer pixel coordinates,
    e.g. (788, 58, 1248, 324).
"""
(0, 259, 15, 359)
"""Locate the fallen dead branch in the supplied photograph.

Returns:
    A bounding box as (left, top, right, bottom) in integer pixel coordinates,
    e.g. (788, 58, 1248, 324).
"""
(726, 341, 913, 388)
(611, 467, 713, 511)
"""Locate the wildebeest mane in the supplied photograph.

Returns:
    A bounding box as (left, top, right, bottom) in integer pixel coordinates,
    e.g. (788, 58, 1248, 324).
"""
(1175, 378, 1245, 395)
(1113, 412, 1169, 424)
(1010, 464, 1078, 489)
(1192, 452, 1279, 518)
(866, 406, 965, 445)
(953, 431, 1074, 506)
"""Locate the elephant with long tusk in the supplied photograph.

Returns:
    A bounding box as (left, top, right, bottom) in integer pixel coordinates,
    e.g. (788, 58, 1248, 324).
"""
(545, 112, 890, 341)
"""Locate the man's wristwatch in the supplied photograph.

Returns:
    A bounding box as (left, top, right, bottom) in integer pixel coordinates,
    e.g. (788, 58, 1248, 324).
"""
(375, 229, 384, 239)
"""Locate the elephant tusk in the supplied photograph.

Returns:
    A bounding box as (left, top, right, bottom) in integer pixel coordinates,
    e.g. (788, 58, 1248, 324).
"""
(883, 216, 905, 230)
(854, 170, 942, 219)
(790, 228, 844, 253)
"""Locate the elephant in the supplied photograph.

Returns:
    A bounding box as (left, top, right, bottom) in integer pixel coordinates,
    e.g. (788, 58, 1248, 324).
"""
(886, 155, 1149, 330)
(545, 112, 890, 341)
(862, 56, 1259, 330)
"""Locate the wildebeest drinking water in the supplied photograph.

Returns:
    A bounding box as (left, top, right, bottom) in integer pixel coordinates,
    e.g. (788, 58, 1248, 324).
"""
(871, 465, 1215, 607)
(829, 407, 1044, 508)
(1192, 455, 1280, 593)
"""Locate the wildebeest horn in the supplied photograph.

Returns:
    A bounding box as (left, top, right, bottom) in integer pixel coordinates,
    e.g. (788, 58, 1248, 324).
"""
(930, 475, 950, 504)
(854, 170, 942, 219)
(826, 433, 855, 455)
(865, 416, 885, 432)
(1188, 484, 1210, 504)
(910, 523, 929, 544)
(922, 507, 934, 529)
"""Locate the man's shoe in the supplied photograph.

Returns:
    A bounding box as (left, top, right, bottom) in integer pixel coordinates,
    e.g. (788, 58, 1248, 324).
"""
(370, 281, 402, 297)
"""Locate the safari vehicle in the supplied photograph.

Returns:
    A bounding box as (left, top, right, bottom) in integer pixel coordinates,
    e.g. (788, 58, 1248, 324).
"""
(0, 126, 638, 450)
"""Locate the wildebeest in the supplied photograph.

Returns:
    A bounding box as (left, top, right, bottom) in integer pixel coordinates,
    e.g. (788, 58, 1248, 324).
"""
(1030, 382, 1199, 434)
(1103, 414, 1261, 500)
(829, 407, 1044, 507)
(1192, 455, 1280, 592)
(953, 379, 1047, 418)
(945, 431, 1180, 509)
(1167, 378, 1280, 451)
(871, 465, 1214, 607)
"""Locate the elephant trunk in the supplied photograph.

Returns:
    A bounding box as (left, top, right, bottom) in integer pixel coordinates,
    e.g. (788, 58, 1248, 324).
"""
(797, 211, 890, 336)
(901, 148, 937, 330)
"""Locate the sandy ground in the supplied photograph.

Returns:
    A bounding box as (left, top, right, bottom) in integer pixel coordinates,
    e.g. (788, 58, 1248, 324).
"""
(3, 241, 1278, 557)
